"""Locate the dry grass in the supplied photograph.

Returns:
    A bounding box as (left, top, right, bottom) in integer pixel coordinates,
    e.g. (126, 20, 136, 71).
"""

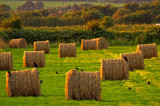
(65, 69, 101, 100)
(6, 68, 41, 97)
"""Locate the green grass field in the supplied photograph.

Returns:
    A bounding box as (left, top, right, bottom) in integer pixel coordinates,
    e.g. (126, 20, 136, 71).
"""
(0, 1, 124, 10)
(0, 44, 160, 105)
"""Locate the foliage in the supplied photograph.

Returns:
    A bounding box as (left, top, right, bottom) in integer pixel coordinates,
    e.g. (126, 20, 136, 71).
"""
(0, 4, 11, 12)
(124, 3, 139, 12)
(17, 0, 36, 11)
(99, 16, 114, 29)
(116, 10, 155, 24)
(86, 20, 101, 31)
(0, 24, 160, 45)
(112, 8, 132, 20)
(81, 8, 104, 21)
(35, 1, 44, 10)
(0, 16, 21, 29)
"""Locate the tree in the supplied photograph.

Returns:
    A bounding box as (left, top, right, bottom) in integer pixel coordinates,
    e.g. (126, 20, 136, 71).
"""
(124, 3, 139, 12)
(99, 16, 114, 29)
(1, 16, 22, 29)
(35, 1, 44, 10)
(17, 0, 36, 11)
(86, 20, 100, 31)
(81, 8, 104, 22)
(116, 10, 155, 24)
(112, 8, 132, 20)
(0, 4, 11, 12)
(89, 4, 118, 16)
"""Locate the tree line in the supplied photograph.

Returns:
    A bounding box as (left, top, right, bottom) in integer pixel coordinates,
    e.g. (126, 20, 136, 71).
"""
(0, 0, 160, 28)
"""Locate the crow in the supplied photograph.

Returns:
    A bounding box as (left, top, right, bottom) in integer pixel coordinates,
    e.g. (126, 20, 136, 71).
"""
(56, 71, 59, 74)
(32, 62, 38, 69)
(76, 67, 79, 70)
(123, 56, 128, 62)
(148, 81, 150, 85)
(128, 87, 131, 90)
(8, 71, 11, 77)
(81, 69, 83, 71)
(40, 80, 42, 83)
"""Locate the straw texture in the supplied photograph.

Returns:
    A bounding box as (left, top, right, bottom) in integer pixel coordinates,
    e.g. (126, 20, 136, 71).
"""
(65, 70, 101, 100)
(81, 37, 108, 50)
(34, 40, 50, 53)
(0, 52, 13, 70)
(136, 43, 158, 58)
(120, 51, 144, 71)
(100, 58, 129, 80)
(6, 68, 41, 97)
(23, 51, 45, 67)
(59, 43, 76, 58)
(9, 38, 28, 48)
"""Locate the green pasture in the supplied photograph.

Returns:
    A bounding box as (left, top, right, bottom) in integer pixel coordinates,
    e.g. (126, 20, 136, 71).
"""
(0, 1, 124, 10)
(0, 45, 160, 105)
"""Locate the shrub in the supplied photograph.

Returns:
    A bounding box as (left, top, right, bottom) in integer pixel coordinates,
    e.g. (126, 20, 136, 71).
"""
(1, 16, 21, 29)
(99, 16, 114, 29)
(86, 20, 101, 31)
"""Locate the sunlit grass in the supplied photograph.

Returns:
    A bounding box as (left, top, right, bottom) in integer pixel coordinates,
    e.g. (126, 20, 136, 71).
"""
(0, 45, 160, 105)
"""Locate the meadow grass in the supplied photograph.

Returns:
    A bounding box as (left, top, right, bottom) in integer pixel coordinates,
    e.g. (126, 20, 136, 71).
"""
(0, 1, 124, 10)
(0, 44, 160, 105)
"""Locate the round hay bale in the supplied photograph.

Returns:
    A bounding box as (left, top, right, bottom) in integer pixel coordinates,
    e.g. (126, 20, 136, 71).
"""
(59, 43, 76, 58)
(0, 52, 13, 70)
(9, 38, 28, 48)
(34, 40, 50, 53)
(23, 51, 45, 67)
(120, 51, 144, 71)
(81, 37, 109, 50)
(100, 58, 129, 80)
(6, 68, 41, 97)
(136, 43, 158, 58)
(65, 70, 101, 100)
(81, 39, 97, 50)
(94, 37, 109, 49)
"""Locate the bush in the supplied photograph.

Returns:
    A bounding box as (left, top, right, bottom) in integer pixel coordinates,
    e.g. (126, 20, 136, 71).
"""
(99, 16, 114, 29)
(86, 20, 101, 31)
(0, 25, 160, 45)
(1, 16, 21, 29)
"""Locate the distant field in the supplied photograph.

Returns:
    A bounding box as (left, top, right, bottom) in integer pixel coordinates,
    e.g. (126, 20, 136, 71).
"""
(0, 1, 124, 10)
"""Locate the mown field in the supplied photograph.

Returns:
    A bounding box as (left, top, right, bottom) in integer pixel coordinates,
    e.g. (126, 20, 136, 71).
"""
(0, 1, 124, 10)
(0, 44, 160, 105)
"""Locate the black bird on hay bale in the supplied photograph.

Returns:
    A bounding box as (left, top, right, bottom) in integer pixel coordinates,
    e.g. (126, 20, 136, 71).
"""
(76, 67, 79, 70)
(148, 81, 150, 85)
(81, 69, 83, 71)
(8, 71, 11, 77)
(128, 87, 131, 90)
(123, 56, 128, 62)
(33, 62, 38, 69)
(40, 80, 42, 83)
(56, 71, 59, 74)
